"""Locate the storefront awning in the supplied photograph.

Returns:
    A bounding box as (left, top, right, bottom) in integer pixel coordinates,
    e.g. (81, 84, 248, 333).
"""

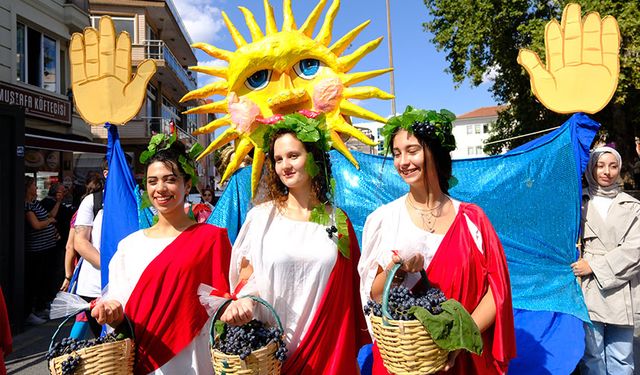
(25, 133, 107, 153)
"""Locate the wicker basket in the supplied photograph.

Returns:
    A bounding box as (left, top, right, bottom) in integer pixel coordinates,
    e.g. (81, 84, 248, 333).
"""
(370, 264, 449, 375)
(210, 296, 282, 375)
(48, 313, 135, 375)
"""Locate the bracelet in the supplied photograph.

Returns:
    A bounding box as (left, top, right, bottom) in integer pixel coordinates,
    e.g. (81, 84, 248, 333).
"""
(65, 276, 72, 281)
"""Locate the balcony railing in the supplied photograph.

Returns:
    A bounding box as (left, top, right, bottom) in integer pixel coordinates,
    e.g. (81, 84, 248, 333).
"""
(143, 40, 197, 92)
(145, 116, 196, 144)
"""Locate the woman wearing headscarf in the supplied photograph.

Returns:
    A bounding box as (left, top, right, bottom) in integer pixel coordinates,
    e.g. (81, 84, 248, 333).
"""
(573, 146, 640, 375)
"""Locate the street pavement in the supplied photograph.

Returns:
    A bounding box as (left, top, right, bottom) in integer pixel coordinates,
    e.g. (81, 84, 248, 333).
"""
(5, 318, 71, 375)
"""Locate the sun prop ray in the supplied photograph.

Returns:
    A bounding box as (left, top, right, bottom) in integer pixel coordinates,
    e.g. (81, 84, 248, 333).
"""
(180, 0, 393, 196)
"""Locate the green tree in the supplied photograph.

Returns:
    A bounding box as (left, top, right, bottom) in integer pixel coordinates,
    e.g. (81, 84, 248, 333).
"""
(423, 0, 640, 180)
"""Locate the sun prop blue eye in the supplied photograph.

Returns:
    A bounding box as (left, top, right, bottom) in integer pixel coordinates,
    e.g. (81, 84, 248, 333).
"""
(245, 69, 271, 90)
(293, 59, 321, 79)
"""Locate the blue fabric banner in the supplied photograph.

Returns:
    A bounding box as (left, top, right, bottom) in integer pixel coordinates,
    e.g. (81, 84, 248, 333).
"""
(100, 124, 140, 289)
(209, 114, 599, 373)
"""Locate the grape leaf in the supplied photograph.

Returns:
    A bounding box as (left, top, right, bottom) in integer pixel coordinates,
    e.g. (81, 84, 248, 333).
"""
(409, 300, 483, 355)
(304, 152, 320, 177)
(214, 320, 226, 342)
(309, 204, 330, 226)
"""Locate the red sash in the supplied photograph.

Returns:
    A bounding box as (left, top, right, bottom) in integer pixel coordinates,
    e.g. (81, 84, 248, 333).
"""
(124, 224, 231, 374)
(373, 203, 515, 375)
(282, 219, 371, 374)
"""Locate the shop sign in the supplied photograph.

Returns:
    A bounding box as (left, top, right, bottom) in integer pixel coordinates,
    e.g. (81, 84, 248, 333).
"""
(0, 82, 71, 124)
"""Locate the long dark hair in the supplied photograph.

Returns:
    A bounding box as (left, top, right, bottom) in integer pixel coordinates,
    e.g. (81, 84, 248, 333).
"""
(82, 175, 104, 199)
(257, 129, 332, 209)
(389, 128, 453, 195)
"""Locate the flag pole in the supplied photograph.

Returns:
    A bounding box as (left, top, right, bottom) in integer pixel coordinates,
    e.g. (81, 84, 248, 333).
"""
(385, 0, 396, 116)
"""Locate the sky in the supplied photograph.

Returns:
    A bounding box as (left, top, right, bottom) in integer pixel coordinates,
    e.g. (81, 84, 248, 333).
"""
(172, 0, 499, 123)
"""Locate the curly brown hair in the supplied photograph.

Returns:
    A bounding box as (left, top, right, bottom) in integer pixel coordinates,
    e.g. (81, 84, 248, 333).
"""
(255, 129, 332, 210)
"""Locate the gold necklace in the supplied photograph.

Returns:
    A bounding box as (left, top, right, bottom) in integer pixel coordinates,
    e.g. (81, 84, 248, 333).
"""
(406, 195, 448, 233)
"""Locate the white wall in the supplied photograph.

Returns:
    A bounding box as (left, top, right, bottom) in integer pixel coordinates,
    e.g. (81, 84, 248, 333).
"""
(451, 117, 495, 159)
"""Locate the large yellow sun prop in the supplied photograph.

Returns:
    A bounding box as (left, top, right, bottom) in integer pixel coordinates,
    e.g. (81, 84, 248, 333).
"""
(180, 0, 393, 195)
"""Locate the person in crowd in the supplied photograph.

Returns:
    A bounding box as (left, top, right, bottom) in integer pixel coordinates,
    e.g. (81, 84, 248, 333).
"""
(192, 188, 214, 224)
(358, 107, 516, 374)
(572, 146, 640, 375)
(24, 176, 58, 325)
(73, 162, 108, 337)
(60, 175, 104, 292)
(40, 183, 73, 302)
(220, 113, 370, 374)
(91, 136, 231, 374)
(202, 188, 215, 206)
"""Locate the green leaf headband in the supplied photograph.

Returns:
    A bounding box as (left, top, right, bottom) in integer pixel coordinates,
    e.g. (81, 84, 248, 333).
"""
(260, 112, 331, 154)
(381, 106, 457, 155)
(139, 132, 204, 185)
(260, 112, 332, 179)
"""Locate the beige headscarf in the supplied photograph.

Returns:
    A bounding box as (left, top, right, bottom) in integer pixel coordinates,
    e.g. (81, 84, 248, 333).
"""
(586, 146, 622, 198)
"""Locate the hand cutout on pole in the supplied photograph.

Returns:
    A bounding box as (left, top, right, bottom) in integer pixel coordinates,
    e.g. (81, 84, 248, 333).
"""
(70, 16, 156, 126)
(518, 3, 620, 114)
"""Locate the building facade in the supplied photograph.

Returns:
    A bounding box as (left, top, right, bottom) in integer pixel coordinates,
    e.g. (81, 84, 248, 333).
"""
(87, 0, 209, 181)
(451, 105, 506, 159)
(348, 120, 385, 155)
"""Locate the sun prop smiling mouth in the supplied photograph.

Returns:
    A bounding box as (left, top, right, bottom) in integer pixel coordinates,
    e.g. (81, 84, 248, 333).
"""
(180, 0, 393, 196)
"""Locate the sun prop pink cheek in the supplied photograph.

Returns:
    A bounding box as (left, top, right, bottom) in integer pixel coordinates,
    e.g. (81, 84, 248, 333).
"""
(312, 77, 344, 113)
(227, 92, 261, 134)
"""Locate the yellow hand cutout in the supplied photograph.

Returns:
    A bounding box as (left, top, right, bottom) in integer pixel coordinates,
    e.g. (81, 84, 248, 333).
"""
(70, 16, 156, 126)
(517, 3, 620, 114)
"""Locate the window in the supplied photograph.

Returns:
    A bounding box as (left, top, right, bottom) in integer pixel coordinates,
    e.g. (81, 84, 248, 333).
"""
(476, 146, 484, 155)
(16, 22, 59, 93)
(475, 124, 481, 134)
(91, 16, 136, 41)
(468, 147, 474, 155)
(43, 36, 57, 92)
(17, 23, 25, 82)
(483, 123, 490, 133)
(466, 125, 472, 134)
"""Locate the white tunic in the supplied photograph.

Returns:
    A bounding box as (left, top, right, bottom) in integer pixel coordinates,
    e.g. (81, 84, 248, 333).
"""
(358, 195, 483, 310)
(107, 230, 213, 375)
(229, 202, 338, 353)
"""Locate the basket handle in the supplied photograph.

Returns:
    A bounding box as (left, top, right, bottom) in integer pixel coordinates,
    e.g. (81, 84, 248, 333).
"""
(381, 263, 430, 322)
(209, 296, 284, 346)
(48, 309, 135, 351)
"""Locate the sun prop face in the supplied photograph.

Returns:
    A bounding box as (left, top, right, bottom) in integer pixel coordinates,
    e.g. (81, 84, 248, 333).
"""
(180, 0, 393, 196)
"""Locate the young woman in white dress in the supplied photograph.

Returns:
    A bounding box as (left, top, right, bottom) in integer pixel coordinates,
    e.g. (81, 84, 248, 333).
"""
(91, 138, 231, 374)
(359, 107, 516, 375)
(220, 116, 369, 374)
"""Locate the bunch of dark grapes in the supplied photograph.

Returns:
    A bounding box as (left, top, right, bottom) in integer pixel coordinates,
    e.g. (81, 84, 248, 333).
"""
(46, 333, 121, 373)
(365, 285, 447, 320)
(215, 320, 288, 362)
(60, 354, 80, 375)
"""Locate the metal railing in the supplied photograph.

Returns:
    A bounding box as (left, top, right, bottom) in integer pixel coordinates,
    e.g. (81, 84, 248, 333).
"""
(144, 117, 196, 144)
(142, 40, 197, 92)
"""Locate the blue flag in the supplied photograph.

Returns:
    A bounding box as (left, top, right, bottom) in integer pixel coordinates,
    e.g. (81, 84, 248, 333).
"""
(100, 124, 139, 289)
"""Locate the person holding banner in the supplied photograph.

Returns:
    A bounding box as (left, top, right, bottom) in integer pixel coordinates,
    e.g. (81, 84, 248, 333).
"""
(91, 136, 231, 374)
(219, 113, 370, 374)
(358, 107, 516, 375)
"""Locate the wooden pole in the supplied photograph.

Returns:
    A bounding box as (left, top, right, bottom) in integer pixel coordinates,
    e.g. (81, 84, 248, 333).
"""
(385, 0, 396, 116)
